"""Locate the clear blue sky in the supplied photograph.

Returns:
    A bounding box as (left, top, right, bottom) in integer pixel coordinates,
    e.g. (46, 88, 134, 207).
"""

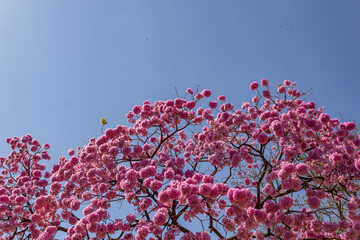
(0, 1, 359, 168)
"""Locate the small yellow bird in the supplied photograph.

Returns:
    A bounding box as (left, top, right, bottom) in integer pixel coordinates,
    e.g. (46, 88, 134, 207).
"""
(100, 117, 108, 126)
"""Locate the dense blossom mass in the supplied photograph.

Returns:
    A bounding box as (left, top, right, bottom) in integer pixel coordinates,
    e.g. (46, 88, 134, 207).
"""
(1, 80, 360, 240)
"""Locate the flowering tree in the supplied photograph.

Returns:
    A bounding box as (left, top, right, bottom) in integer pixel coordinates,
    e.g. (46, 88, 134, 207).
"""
(1, 80, 360, 240)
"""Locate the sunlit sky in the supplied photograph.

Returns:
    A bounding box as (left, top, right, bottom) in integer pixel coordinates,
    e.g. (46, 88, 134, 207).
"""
(0, 1, 359, 170)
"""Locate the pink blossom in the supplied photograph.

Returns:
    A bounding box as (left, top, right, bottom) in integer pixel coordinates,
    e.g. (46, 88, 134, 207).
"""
(158, 190, 170, 204)
(278, 85, 286, 93)
(150, 180, 162, 191)
(126, 214, 136, 223)
(254, 209, 267, 223)
(41, 151, 51, 160)
(186, 100, 196, 109)
(319, 113, 330, 124)
(296, 163, 309, 175)
(137, 226, 149, 238)
(279, 196, 293, 209)
(199, 183, 212, 197)
(164, 169, 175, 179)
(249, 82, 259, 91)
(262, 90, 271, 99)
(1, 83, 359, 240)
(153, 212, 167, 225)
(217, 95, 226, 101)
(283, 80, 291, 86)
(70, 199, 81, 211)
(308, 197, 321, 209)
(261, 78, 269, 86)
(202, 175, 214, 184)
(45, 226, 57, 235)
(209, 101, 217, 109)
(69, 216, 77, 225)
(201, 89, 211, 97)
(329, 152, 343, 163)
(257, 133, 268, 144)
(195, 231, 210, 240)
(68, 148, 75, 156)
(187, 194, 200, 207)
(323, 222, 338, 233)
(310, 219, 323, 233)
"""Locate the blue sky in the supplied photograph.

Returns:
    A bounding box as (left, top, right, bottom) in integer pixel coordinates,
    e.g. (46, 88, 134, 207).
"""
(0, 1, 359, 177)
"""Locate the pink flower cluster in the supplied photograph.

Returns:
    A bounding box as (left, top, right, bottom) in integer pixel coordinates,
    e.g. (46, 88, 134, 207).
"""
(1, 80, 360, 239)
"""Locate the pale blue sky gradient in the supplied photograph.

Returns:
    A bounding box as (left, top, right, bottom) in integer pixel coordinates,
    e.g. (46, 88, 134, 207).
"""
(0, 1, 359, 171)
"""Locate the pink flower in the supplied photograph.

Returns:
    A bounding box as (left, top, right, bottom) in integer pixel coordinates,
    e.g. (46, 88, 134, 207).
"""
(31, 170, 42, 178)
(283, 80, 291, 86)
(217, 95, 226, 101)
(263, 90, 271, 99)
(338, 220, 350, 230)
(278, 170, 290, 181)
(186, 88, 193, 95)
(344, 121, 356, 131)
(209, 101, 217, 109)
(202, 175, 214, 184)
(186, 100, 196, 109)
(137, 226, 149, 238)
(41, 151, 51, 160)
(199, 183, 212, 197)
(70, 156, 79, 165)
(264, 200, 278, 213)
(323, 222, 338, 233)
(187, 194, 200, 207)
(175, 98, 186, 108)
(195, 93, 203, 100)
(195, 231, 210, 240)
(254, 209, 267, 223)
(201, 89, 211, 97)
(296, 163, 309, 175)
(282, 163, 295, 174)
(153, 212, 167, 225)
(164, 169, 175, 179)
(291, 178, 302, 191)
(249, 82, 259, 91)
(43, 143, 50, 149)
(150, 180, 162, 191)
(126, 214, 136, 223)
(30, 145, 38, 152)
(279, 196, 293, 209)
(106, 190, 116, 200)
(69, 216, 77, 225)
(308, 197, 321, 209)
(329, 153, 343, 163)
(311, 219, 323, 233)
(45, 226, 57, 235)
(68, 199, 80, 211)
(319, 113, 330, 124)
(158, 190, 170, 204)
(98, 183, 108, 194)
(132, 105, 142, 114)
(68, 148, 75, 156)
(261, 78, 269, 86)
(83, 206, 93, 216)
(257, 133, 268, 144)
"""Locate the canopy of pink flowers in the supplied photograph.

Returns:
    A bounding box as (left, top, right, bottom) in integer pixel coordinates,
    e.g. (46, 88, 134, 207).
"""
(1, 79, 360, 240)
